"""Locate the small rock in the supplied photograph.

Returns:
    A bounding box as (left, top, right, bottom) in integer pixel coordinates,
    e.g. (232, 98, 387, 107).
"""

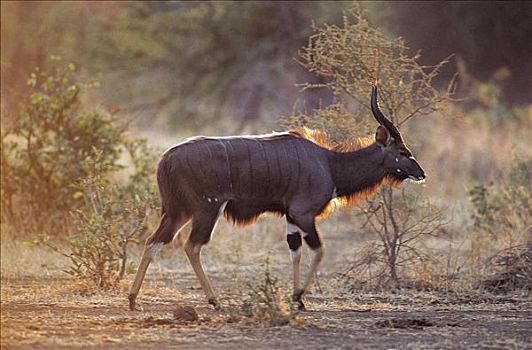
(173, 305, 199, 322)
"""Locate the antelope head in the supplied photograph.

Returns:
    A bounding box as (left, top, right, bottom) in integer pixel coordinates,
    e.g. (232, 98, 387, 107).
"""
(371, 85, 426, 182)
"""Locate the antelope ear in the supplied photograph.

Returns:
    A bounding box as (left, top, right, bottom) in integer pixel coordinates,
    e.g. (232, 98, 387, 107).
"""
(375, 125, 391, 147)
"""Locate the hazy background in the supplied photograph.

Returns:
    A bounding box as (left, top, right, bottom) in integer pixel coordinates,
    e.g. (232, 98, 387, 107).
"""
(2, 1, 531, 135)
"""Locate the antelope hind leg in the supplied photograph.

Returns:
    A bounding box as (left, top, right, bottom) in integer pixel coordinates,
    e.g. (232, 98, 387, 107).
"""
(128, 214, 188, 311)
(128, 244, 160, 311)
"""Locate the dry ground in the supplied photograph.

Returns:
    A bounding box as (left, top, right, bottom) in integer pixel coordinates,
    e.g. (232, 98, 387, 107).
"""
(2, 218, 531, 349)
(2, 274, 531, 350)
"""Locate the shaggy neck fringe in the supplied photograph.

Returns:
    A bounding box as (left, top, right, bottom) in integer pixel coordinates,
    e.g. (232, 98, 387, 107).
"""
(318, 174, 402, 220)
(293, 127, 402, 219)
(333, 175, 401, 208)
(291, 127, 374, 153)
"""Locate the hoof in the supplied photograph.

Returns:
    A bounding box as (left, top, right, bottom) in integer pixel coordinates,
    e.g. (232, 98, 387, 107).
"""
(292, 289, 306, 310)
(128, 294, 143, 312)
(208, 297, 221, 310)
(292, 289, 304, 302)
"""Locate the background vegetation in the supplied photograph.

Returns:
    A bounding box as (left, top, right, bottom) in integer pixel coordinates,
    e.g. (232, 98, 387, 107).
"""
(1, 0, 530, 299)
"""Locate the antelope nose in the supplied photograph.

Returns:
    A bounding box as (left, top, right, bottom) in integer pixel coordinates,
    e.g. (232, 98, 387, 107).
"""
(419, 173, 427, 180)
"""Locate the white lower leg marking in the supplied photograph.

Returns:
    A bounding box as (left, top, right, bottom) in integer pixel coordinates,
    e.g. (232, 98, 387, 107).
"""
(291, 248, 302, 292)
(149, 242, 163, 258)
(290, 249, 298, 262)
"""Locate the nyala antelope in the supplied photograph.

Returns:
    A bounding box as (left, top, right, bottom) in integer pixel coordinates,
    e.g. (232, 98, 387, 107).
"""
(129, 85, 426, 311)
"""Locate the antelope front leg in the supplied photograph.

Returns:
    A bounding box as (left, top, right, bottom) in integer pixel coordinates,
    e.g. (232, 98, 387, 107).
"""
(286, 220, 304, 309)
(291, 219, 323, 310)
(292, 248, 302, 293)
(184, 241, 220, 309)
(294, 246, 323, 303)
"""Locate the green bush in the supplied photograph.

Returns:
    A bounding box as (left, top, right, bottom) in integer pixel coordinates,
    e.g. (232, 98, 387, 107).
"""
(469, 155, 531, 238)
(34, 137, 159, 289)
(1, 59, 125, 235)
(66, 152, 157, 289)
(3, 60, 160, 288)
(468, 154, 531, 292)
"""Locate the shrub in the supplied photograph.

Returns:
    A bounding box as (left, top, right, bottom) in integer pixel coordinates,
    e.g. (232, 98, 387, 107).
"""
(335, 186, 447, 291)
(281, 102, 369, 144)
(360, 187, 447, 288)
(469, 154, 531, 292)
(296, 4, 454, 129)
(282, 4, 453, 286)
(1, 59, 125, 236)
(235, 261, 294, 326)
(67, 168, 154, 288)
(4, 59, 160, 288)
(469, 155, 531, 240)
(480, 245, 532, 293)
(33, 140, 159, 289)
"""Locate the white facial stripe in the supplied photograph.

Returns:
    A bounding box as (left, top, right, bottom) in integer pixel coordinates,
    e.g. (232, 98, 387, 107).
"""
(409, 175, 426, 181)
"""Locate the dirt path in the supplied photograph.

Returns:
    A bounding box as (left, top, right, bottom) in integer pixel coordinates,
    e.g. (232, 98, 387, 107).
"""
(2, 274, 531, 349)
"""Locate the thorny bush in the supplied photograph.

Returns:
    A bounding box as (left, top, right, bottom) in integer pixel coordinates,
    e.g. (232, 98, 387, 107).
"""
(336, 187, 447, 291)
(282, 4, 453, 286)
(234, 261, 295, 326)
(63, 145, 157, 289)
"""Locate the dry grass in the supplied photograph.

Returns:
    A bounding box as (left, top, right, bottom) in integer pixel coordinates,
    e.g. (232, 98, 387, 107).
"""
(0, 226, 69, 280)
(415, 106, 531, 201)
